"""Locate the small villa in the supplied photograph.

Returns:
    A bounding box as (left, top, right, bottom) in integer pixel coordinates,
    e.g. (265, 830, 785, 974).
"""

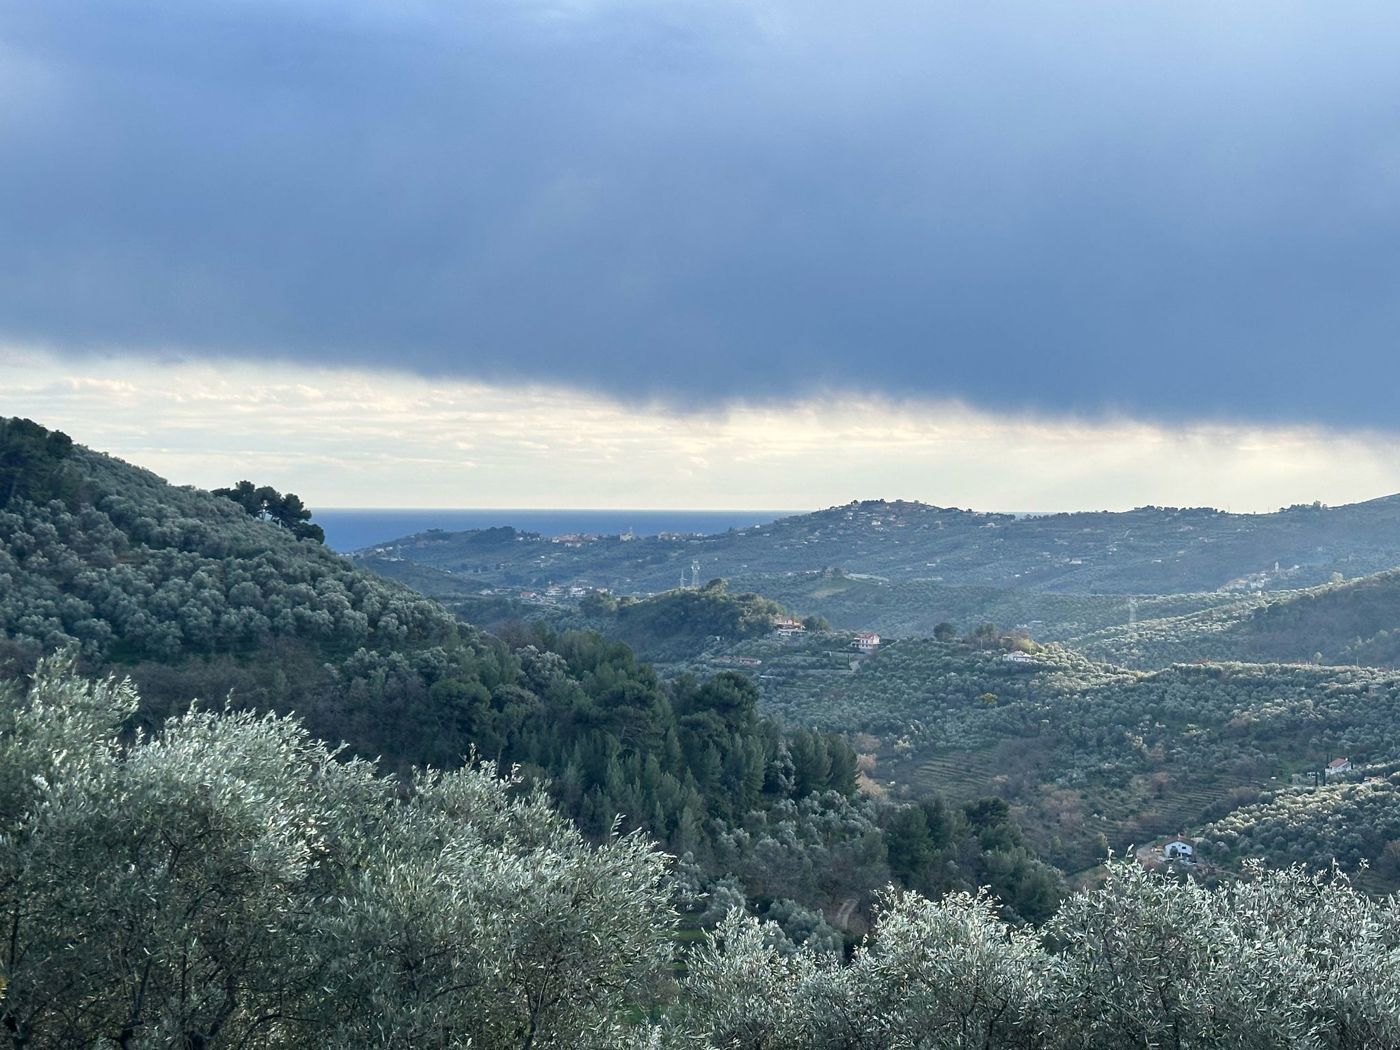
(853, 631, 880, 653)
(1003, 651, 1036, 664)
(1327, 758, 1353, 774)
(1163, 839, 1196, 863)
(773, 617, 806, 637)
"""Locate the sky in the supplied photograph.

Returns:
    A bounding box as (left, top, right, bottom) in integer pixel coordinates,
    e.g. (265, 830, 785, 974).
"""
(3, 1, 1400, 509)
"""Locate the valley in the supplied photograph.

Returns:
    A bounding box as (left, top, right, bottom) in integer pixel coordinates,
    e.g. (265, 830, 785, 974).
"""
(365, 499, 1400, 887)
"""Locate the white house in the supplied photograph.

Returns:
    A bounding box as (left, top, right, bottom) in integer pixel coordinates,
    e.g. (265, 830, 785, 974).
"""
(854, 631, 881, 653)
(1327, 758, 1353, 774)
(1163, 839, 1196, 862)
(1003, 651, 1036, 664)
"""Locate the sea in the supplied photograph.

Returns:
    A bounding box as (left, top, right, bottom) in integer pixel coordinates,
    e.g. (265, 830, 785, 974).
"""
(316, 508, 805, 553)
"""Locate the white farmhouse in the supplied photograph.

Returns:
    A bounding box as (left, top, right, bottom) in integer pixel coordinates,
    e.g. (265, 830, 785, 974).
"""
(1163, 839, 1196, 863)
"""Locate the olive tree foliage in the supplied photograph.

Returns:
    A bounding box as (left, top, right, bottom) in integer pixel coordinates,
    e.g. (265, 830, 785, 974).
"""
(1047, 861, 1400, 1050)
(671, 893, 1049, 1050)
(312, 769, 673, 1049)
(0, 434, 460, 666)
(667, 863, 1400, 1050)
(1205, 775, 1400, 873)
(0, 657, 674, 1050)
(8, 660, 1400, 1050)
(673, 911, 824, 1050)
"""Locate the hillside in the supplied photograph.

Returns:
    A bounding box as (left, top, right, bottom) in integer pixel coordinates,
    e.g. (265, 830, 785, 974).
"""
(575, 582, 807, 662)
(728, 634, 1400, 875)
(1204, 770, 1400, 889)
(362, 496, 1400, 600)
(0, 419, 1064, 928)
(0, 419, 485, 766)
(1072, 569, 1400, 669)
(727, 571, 1248, 646)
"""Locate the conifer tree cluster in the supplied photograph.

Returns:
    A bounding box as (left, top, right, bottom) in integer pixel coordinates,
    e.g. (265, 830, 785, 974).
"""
(212, 479, 325, 543)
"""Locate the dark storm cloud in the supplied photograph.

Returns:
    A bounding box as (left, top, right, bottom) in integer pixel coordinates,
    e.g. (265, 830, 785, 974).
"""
(3, 1, 1400, 425)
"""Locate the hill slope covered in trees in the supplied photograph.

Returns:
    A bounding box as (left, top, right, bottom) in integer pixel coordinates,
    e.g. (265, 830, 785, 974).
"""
(745, 634, 1400, 877)
(0, 419, 1063, 928)
(364, 496, 1400, 598)
(1071, 568, 1400, 669)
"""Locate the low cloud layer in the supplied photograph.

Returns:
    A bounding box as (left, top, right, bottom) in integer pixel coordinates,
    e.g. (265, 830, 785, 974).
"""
(3, 2, 1400, 426)
(6, 348, 1399, 512)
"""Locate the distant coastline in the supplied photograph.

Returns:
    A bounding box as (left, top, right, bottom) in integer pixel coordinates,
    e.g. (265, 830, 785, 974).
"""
(316, 508, 806, 552)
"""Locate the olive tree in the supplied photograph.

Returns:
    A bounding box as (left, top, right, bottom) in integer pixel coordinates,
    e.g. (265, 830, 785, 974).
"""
(310, 766, 674, 1049)
(0, 658, 676, 1049)
(673, 891, 1051, 1050)
(1048, 860, 1400, 1049)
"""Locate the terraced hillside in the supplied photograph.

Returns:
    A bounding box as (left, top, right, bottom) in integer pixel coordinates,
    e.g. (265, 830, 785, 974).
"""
(363, 541, 1400, 879)
(1072, 569, 1400, 669)
(745, 636, 1400, 877)
(727, 571, 1252, 645)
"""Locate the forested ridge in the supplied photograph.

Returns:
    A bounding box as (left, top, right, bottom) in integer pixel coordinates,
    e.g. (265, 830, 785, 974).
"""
(450, 582, 829, 664)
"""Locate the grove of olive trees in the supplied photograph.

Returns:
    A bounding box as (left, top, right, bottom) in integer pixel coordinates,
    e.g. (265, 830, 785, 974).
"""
(5, 661, 1400, 1050)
